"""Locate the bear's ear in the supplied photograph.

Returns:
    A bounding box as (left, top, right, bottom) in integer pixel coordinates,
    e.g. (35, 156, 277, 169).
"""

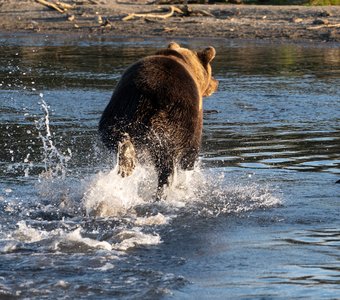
(168, 42, 181, 50)
(198, 47, 216, 64)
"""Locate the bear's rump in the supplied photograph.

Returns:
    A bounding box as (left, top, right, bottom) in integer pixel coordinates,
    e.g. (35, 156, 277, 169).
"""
(99, 55, 202, 154)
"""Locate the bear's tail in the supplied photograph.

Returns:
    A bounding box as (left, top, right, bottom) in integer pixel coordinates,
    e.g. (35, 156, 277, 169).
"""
(117, 133, 136, 177)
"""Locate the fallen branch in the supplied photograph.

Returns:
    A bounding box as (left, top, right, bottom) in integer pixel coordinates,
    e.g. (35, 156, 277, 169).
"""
(194, 9, 214, 17)
(72, 0, 99, 4)
(56, 1, 74, 10)
(307, 23, 340, 30)
(122, 6, 184, 21)
(35, 0, 65, 13)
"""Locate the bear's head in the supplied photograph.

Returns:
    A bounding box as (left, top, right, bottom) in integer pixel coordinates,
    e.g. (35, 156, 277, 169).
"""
(162, 42, 218, 97)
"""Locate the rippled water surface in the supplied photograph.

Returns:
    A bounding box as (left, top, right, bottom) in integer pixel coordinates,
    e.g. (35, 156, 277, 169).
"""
(0, 34, 339, 299)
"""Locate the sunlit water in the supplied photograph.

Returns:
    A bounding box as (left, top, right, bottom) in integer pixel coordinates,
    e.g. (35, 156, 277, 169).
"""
(0, 34, 339, 299)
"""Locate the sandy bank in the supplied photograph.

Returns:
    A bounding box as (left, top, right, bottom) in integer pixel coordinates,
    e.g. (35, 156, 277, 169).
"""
(0, 0, 339, 42)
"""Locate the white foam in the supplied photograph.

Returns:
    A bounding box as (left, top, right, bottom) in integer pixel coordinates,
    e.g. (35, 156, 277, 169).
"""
(135, 213, 169, 226)
(64, 228, 112, 251)
(13, 221, 46, 243)
(83, 164, 157, 217)
(82, 163, 211, 219)
(0, 241, 19, 253)
(9, 222, 113, 252)
(1, 167, 281, 255)
(113, 229, 161, 251)
(193, 178, 281, 218)
(54, 280, 70, 288)
(162, 168, 205, 207)
(97, 263, 115, 271)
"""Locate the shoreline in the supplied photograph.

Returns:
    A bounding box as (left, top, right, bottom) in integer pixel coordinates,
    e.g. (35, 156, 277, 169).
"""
(0, 1, 339, 44)
(2, 31, 340, 48)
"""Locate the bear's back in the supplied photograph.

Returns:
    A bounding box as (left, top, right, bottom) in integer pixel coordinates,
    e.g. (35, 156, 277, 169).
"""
(99, 54, 200, 149)
(125, 55, 200, 101)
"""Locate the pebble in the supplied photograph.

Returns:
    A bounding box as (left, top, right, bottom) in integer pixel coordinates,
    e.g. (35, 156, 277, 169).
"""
(318, 11, 331, 17)
(95, 15, 103, 24)
(291, 17, 303, 23)
(67, 15, 75, 22)
(313, 18, 329, 25)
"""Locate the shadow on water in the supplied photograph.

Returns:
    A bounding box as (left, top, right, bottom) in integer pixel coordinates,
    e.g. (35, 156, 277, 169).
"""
(0, 35, 339, 299)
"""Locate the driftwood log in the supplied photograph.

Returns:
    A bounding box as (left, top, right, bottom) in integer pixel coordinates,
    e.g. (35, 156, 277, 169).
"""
(122, 5, 214, 21)
(56, 1, 74, 10)
(35, 0, 75, 13)
(122, 6, 184, 21)
(35, 0, 65, 13)
(307, 23, 340, 30)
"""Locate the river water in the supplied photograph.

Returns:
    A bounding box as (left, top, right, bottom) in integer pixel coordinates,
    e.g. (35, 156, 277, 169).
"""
(0, 34, 339, 299)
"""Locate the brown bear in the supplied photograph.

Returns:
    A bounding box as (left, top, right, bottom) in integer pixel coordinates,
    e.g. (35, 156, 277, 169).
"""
(99, 42, 218, 199)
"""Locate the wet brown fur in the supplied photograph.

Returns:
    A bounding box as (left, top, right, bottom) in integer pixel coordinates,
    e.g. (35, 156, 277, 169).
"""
(99, 42, 218, 199)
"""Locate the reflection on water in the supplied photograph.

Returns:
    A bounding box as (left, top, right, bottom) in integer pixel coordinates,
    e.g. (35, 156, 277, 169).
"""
(266, 228, 340, 286)
(0, 35, 339, 299)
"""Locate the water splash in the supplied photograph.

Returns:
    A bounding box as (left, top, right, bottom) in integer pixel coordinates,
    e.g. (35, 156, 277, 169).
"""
(11, 98, 282, 255)
(35, 93, 72, 179)
(2, 163, 281, 256)
(82, 162, 281, 220)
(83, 164, 155, 217)
(82, 162, 207, 218)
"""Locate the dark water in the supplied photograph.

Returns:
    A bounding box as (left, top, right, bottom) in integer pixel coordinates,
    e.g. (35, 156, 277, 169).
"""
(1, 34, 339, 299)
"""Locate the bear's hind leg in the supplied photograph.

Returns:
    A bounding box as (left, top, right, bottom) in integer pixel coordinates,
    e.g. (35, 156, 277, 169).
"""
(155, 157, 174, 201)
(117, 133, 136, 177)
(180, 148, 199, 171)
